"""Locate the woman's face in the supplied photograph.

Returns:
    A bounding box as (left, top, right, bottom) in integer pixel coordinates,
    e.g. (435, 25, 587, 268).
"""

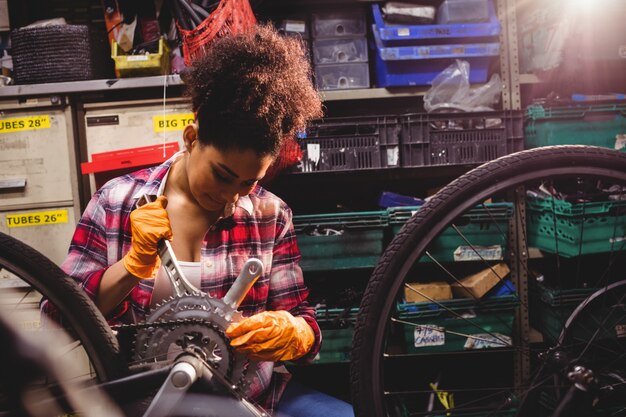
(185, 140, 274, 212)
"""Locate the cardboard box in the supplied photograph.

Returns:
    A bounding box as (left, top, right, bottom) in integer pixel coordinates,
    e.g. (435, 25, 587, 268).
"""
(451, 263, 510, 299)
(404, 281, 453, 303)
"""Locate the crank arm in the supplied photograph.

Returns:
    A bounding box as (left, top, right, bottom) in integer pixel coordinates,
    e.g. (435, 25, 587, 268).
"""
(223, 258, 264, 309)
(141, 354, 204, 417)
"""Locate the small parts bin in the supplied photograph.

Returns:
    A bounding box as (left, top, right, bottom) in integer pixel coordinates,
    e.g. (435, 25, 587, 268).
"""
(388, 203, 513, 263)
(293, 211, 388, 272)
(527, 197, 626, 258)
(112, 37, 170, 78)
(370, 0, 501, 87)
(312, 7, 370, 90)
(400, 111, 524, 167)
(296, 115, 401, 173)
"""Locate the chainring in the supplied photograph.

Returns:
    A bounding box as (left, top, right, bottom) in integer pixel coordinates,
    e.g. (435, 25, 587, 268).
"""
(133, 293, 257, 393)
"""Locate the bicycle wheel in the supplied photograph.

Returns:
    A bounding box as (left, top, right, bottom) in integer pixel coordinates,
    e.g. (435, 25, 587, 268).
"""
(0, 232, 127, 412)
(351, 146, 626, 417)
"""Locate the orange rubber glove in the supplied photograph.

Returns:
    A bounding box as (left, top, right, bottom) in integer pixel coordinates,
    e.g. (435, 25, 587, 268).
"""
(123, 195, 173, 279)
(226, 310, 315, 362)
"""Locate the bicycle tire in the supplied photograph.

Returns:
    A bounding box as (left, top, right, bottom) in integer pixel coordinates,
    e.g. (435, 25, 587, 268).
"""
(0, 232, 127, 382)
(351, 145, 626, 417)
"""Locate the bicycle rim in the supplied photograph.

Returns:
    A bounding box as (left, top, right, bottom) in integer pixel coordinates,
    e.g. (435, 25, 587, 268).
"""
(351, 146, 626, 417)
(0, 232, 127, 409)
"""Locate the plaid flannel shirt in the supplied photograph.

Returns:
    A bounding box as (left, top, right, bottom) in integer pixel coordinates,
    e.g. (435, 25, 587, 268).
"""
(54, 153, 321, 411)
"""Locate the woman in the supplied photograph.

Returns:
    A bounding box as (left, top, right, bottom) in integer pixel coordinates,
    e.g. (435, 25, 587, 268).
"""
(59, 24, 353, 417)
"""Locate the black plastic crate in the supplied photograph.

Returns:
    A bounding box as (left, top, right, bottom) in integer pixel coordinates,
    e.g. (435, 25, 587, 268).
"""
(296, 115, 401, 172)
(400, 111, 524, 167)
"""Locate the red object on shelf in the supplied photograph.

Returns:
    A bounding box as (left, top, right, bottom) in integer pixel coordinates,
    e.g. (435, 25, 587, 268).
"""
(178, 0, 257, 67)
(81, 142, 180, 174)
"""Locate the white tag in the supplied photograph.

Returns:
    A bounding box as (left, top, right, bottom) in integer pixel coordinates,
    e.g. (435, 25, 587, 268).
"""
(413, 325, 445, 347)
(127, 55, 149, 61)
(285, 20, 306, 34)
(397, 28, 410, 37)
(615, 324, 626, 338)
(615, 134, 626, 151)
(464, 333, 512, 349)
(307, 143, 321, 166)
(386, 146, 399, 166)
(610, 236, 626, 244)
(453, 245, 503, 262)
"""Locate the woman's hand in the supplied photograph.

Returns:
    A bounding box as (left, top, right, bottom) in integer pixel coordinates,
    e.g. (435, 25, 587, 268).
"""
(226, 310, 315, 362)
(123, 195, 173, 279)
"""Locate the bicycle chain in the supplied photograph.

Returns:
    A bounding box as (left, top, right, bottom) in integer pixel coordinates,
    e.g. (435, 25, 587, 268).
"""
(111, 317, 251, 392)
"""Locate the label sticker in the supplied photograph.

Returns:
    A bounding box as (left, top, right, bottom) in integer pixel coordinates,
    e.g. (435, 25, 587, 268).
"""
(0, 115, 51, 133)
(454, 245, 503, 262)
(452, 46, 466, 55)
(615, 134, 626, 151)
(126, 55, 149, 62)
(413, 324, 445, 348)
(307, 143, 321, 166)
(284, 20, 306, 34)
(153, 113, 195, 132)
(6, 209, 69, 228)
(397, 28, 410, 37)
(386, 146, 400, 166)
(464, 333, 512, 350)
(615, 324, 626, 338)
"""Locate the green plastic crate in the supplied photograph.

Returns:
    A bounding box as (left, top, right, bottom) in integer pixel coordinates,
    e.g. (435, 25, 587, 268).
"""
(529, 282, 597, 343)
(530, 282, 626, 351)
(388, 203, 513, 263)
(530, 300, 578, 344)
(314, 307, 359, 364)
(527, 197, 626, 257)
(525, 104, 626, 150)
(294, 211, 388, 271)
(315, 328, 353, 363)
(534, 282, 596, 307)
(398, 296, 518, 353)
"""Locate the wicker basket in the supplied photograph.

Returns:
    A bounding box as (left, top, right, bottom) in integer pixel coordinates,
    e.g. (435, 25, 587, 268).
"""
(11, 24, 111, 84)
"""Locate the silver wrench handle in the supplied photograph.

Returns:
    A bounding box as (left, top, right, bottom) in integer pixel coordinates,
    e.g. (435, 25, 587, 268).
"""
(136, 194, 202, 297)
(223, 258, 264, 309)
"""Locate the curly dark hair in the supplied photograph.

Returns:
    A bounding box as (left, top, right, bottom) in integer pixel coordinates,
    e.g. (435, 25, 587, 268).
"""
(182, 24, 323, 157)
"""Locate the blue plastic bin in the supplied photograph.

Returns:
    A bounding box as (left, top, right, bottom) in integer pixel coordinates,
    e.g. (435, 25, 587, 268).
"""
(378, 191, 425, 208)
(371, 2, 500, 44)
(371, 27, 499, 87)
